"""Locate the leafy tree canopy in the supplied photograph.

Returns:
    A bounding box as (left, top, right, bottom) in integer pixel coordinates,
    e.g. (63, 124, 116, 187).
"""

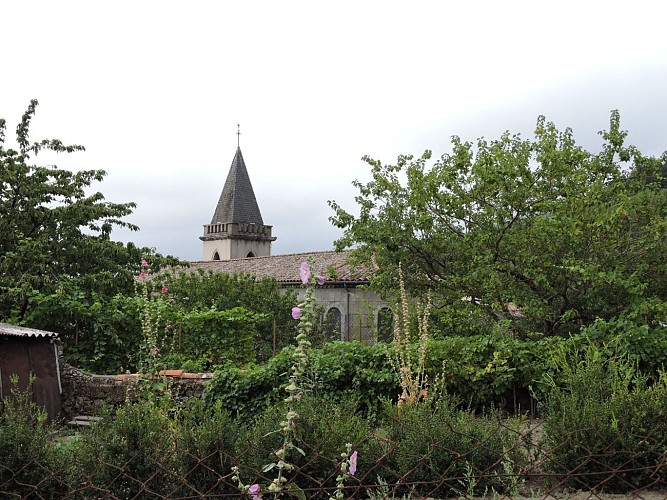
(330, 112, 667, 338)
(0, 100, 181, 341)
(155, 269, 299, 367)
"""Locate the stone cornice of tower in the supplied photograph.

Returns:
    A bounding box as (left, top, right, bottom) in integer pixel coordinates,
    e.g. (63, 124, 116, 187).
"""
(200, 221, 277, 242)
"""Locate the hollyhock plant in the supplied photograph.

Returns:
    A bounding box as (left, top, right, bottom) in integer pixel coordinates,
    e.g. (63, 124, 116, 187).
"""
(248, 483, 262, 500)
(349, 450, 358, 476)
(234, 260, 319, 498)
(299, 261, 311, 284)
(332, 443, 358, 499)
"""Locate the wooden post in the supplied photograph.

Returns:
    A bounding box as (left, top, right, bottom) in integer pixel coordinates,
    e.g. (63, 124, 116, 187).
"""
(178, 322, 182, 351)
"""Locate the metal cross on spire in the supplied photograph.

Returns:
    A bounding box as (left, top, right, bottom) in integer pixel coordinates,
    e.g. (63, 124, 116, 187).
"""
(237, 124, 241, 148)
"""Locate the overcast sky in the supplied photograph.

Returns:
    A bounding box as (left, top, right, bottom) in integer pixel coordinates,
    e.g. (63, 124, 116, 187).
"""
(2, 1, 666, 261)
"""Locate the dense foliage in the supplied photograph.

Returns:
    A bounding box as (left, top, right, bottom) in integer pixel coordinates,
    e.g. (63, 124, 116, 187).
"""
(4, 324, 667, 496)
(543, 347, 667, 492)
(0, 388, 524, 498)
(330, 112, 667, 338)
(204, 321, 667, 420)
(51, 268, 299, 374)
(0, 101, 299, 374)
(0, 101, 181, 369)
(156, 269, 298, 367)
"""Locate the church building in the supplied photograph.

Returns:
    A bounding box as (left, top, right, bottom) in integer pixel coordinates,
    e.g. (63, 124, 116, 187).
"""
(190, 141, 392, 343)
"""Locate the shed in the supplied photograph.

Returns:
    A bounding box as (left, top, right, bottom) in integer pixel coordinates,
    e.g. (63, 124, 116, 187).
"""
(0, 323, 63, 422)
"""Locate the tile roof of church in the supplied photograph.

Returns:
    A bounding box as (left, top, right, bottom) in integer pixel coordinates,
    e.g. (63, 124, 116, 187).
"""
(210, 147, 264, 225)
(188, 250, 370, 284)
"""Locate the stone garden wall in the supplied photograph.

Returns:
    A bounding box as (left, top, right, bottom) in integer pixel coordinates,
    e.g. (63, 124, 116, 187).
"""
(59, 362, 214, 422)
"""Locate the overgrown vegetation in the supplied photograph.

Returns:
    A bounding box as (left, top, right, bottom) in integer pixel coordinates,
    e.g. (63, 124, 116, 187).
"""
(330, 111, 667, 339)
(2, 102, 667, 496)
(542, 346, 667, 493)
(0, 377, 57, 495)
(0, 384, 527, 498)
(204, 322, 667, 420)
(0, 101, 181, 372)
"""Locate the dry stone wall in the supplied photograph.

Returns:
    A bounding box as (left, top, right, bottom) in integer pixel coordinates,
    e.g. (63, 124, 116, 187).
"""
(59, 362, 213, 422)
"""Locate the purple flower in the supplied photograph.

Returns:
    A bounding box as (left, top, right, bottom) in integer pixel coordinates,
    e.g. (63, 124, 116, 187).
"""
(248, 483, 261, 499)
(291, 306, 302, 320)
(349, 450, 358, 476)
(299, 261, 311, 285)
(316, 275, 325, 286)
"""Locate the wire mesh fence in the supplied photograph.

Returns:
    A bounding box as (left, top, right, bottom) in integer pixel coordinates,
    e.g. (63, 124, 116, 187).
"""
(3, 416, 667, 499)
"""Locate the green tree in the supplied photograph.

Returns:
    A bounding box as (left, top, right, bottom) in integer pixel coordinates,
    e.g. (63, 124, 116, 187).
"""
(155, 269, 299, 365)
(330, 112, 667, 338)
(0, 100, 181, 370)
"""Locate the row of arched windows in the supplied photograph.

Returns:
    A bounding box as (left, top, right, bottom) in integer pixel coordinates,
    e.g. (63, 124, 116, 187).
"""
(321, 306, 393, 342)
(211, 250, 256, 261)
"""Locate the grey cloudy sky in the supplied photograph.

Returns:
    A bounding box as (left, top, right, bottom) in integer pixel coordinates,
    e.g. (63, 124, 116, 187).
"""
(2, 1, 666, 261)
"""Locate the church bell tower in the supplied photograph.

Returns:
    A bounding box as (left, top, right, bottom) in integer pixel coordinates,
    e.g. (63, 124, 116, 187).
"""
(200, 130, 276, 260)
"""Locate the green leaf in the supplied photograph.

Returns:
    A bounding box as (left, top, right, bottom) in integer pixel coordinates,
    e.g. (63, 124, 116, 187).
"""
(293, 446, 306, 457)
(285, 483, 307, 500)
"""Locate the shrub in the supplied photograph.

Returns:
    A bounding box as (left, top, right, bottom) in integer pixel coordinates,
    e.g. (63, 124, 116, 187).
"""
(159, 269, 299, 363)
(203, 349, 294, 421)
(308, 342, 398, 420)
(379, 398, 526, 498)
(235, 394, 382, 497)
(543, 346, 667, 492)
(173, 398, 238, 496)
(73, 398, 177, 497)
(0, 379, 61, 497)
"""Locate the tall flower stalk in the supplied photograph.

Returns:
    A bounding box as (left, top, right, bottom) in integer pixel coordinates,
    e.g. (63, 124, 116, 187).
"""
(135, 260, 172, 397)
(387, 263, 431, 408)
(233, 260, 324, 498)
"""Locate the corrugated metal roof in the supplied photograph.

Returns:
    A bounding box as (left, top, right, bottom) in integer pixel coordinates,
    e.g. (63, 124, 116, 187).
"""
(0, 323, 59, 338)
(187, 250, 371, 284)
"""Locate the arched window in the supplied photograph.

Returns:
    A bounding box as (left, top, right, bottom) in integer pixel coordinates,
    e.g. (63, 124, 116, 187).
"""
(246, 251, 256, 258)
(324, 307, 342, 340)
(212, 251, 220, 261)
(377, 307, 393, 342)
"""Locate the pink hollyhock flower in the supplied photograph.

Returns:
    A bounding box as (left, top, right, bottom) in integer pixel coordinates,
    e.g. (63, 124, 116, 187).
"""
(291, 306, 302, 320)
(248, 483, 262, 499)
(139, 272, 147, 279)
(349, 450, 358, 476)
(161, 285, 169, 294)
(299, 261, 311, 285)
(142, 260, 148, 268)
(316, 275, 325, 286)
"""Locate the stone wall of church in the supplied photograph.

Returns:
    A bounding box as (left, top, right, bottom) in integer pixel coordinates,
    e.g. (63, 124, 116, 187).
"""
(297, 286, 389, 342)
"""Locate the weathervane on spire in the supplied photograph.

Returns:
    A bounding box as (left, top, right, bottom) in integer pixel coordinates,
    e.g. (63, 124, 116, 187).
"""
(237, 124, 241, 148)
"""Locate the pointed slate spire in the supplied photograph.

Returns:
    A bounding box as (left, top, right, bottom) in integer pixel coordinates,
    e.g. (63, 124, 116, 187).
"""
(210, 147, 264, 225)
(201, 140, 275, 261)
